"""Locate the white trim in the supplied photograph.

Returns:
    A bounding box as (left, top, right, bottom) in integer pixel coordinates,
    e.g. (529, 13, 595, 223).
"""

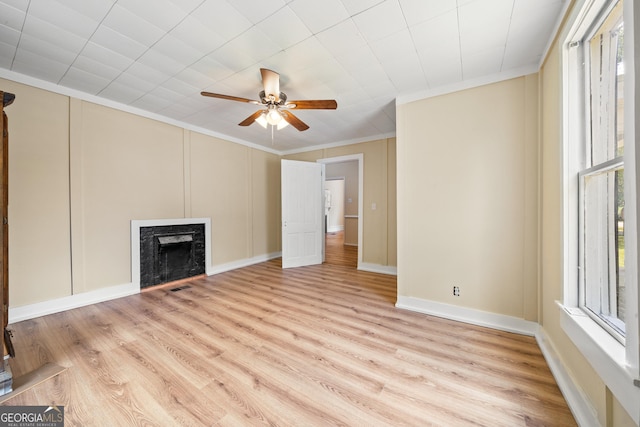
(280, 132, 396, 156)
(318, 154, 364, 269)
(395, 295, 538, 336)
(208, 252, 281, 275)
(0, 69, 281, 155)
(327, 225, 345, 233)
(131, 218, 212, 289)
(358, 262, 397, 276)
(557, 301, 640, 424)
(8, 282, 139, 324)
(535, 327, 600, 427)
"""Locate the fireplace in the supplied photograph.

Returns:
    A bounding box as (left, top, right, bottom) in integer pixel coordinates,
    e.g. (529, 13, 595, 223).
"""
(131, 218, 211, 290)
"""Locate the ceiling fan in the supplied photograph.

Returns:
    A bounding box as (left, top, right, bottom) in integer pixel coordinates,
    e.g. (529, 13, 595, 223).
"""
(201, 68, 337, 132)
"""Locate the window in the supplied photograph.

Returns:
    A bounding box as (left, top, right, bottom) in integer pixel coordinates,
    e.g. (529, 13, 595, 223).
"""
(578, 1, 625, 342)
(563, 0, 640, 421)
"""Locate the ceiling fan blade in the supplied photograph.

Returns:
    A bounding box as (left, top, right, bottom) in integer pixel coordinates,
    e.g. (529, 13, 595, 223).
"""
(238, 110, 265, 126)
(201, 92, 259, 104)
(260, 68, 280, 101)
(280, 110, 309, 131)
(285, 99, 337, 110)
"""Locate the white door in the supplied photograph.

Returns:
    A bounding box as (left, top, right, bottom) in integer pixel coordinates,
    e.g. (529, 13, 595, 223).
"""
(281, 159, 324, 268)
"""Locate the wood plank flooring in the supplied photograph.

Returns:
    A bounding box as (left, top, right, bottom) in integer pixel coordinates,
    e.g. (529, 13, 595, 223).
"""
(2, 233, 576, 426)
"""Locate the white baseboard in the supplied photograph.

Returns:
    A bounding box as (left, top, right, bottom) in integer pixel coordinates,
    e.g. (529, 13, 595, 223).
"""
(395, 295, 538, 336)
(208, 252, 282, 275)
(9, 253, 283, 324)
(327, 225, 345, 233)
(8, 282, 139, 324)
(535, 328, 599, 427)
(358, 262, 397, 275)
(396, 295, 601, 426)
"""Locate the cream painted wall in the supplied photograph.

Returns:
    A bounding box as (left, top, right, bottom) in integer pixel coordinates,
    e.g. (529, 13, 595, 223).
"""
(397, 76, 538, 319)
(2, 78, 282, 308)
(250, 149, 281, 257)
(71, 100, 186, 292)
(2, 79, 72, 306)
(284, 138, 397, 267)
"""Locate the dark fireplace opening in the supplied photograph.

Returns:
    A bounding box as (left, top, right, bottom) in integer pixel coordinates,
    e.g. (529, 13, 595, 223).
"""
(139, 224, 206, 288)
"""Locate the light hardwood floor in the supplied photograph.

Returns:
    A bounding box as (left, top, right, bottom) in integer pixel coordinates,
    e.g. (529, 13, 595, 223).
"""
(2, 233, 576, 426)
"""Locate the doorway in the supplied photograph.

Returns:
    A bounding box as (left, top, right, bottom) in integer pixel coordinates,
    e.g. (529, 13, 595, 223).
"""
(318, 154, 363, 269)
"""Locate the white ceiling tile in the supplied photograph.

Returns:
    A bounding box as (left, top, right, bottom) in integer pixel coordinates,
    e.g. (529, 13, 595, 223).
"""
(0, 2, 26, 31)
(191, 0, 252, 40)
(210, 27, 282, 71)
(124, 61, 171, 87)
(370, 28, 413, 65)
(54, 0, 116, 21)
(339, 0, 385, 16)
(80, 41, 135, 73)
(130, 92, 175, 113)
(173, 68, 218, 93)
(22, 14, 87, 54)
(137, 49, 185, 76)
(117, 0, 190, 32)
(256, 6, 313, 49)
(458, 0, 513, 54)
(335, 46, 388, 87)
(352, 0, 407, 43)
(264, 37, 333, 73)
(0, 42, 16, 68)
(462, 46, 504, 79)
(289, 0, 350, 34)
(360, 77, 396, 100)
(228, 0, 287, 24)
(509, 0, 564, 41)
(17, 33, 78, 66)
(0, 24, 20, 48)
(99, 80, 147, 104)
(421, 58, 462, 87)
(152, 34, 205, 66)
(90, 25, 148, 60)
(316, 19, 368, 57)
(29, 0, 100, 39)
(0, 0, 568, 149)
(70, 53, 122, 81)
(384, 58, 426, 93)
(101, 4, 165, 48)
(165, 0, 204, 14)
(0, 0, 28, 11)
(59, 67, 111, 94)
(162, 76, 204, 98)
(12, 50, 68, 81)
(190, 55, 235, 84)
(143, 85, 185, 105)
(169, 16, 226, 55)
(400, 0, 457, 27)
(411, 9, 461, 64)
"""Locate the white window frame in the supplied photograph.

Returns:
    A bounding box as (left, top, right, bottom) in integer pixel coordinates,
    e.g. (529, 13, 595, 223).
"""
(561, 0, 639, 423)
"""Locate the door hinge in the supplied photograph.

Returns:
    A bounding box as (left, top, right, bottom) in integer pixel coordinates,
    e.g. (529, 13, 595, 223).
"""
(634, 378, 640, 388)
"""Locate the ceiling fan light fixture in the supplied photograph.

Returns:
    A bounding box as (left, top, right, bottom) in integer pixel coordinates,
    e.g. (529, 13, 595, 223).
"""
(277, 118, 289, 130)
(266, 108, 283, 126)
(255, 112, 268, 128)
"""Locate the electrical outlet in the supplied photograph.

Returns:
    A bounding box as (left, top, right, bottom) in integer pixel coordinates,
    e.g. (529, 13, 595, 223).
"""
(453, 286, 460, 296)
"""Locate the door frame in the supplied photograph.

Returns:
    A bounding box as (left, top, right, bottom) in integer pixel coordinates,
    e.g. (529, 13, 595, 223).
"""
(317, 154, 363, 269)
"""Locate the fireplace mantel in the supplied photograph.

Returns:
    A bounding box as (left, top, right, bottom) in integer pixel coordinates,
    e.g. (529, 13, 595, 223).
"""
(131, 218, 211, 290)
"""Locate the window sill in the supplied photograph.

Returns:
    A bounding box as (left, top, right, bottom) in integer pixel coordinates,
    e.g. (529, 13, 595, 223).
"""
(556, 301, 639, 424)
